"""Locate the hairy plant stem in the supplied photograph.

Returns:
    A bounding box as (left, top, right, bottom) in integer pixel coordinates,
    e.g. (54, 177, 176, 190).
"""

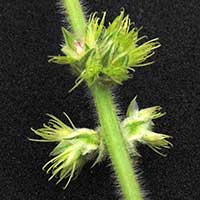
(63, 0, 86, 39)
(63, 1, 143, 199)
(90, 83, 142, 200)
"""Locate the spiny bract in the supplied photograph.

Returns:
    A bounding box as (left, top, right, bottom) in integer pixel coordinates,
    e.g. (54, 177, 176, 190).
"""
(49, 10, 160, 91)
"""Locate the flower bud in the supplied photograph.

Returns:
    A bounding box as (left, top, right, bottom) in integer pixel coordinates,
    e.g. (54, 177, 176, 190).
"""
(141, 131, 172, 156)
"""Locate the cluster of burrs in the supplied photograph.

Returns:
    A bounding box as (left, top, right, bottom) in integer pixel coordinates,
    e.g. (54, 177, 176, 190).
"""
(30, 98, 172, 189)
(49, 10, 160, 91)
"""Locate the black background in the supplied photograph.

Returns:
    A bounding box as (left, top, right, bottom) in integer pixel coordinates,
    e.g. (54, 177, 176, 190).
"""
(1, 0, 200, 199)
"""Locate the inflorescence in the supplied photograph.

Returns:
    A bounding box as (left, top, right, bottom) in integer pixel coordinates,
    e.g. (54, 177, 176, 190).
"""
(49, 11, 160, 91)
(30, 98, 172, 188)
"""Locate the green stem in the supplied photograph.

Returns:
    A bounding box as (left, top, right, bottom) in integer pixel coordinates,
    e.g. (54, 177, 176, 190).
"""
(90, 83, 143, 200)
(63, 0, 86, 39)
(63, 0, 143, 199)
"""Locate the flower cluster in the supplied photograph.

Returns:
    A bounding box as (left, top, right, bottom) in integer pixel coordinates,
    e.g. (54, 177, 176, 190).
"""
(121, 97, 173, 156)
(30, 98, 172, 188)
(49, 11, 160, 91)
(30, 113, 100, 189)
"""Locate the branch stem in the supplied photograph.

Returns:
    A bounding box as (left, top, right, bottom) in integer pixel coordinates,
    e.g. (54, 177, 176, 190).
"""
(90, 83, 143, 200)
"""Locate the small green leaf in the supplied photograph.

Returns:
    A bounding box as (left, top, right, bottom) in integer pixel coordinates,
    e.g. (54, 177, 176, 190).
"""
(61, 27, 75, 49)
(48, 55, 75, 64)
(126, 96, 138, 117)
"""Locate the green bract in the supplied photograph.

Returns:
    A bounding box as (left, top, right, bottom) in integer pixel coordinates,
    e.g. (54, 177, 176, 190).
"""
(29, 113, 100, 189)
(49, 11, 160, 90)
(122, 97, 172, 156)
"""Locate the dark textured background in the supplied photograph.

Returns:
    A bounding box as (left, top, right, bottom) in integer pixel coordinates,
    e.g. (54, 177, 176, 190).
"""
(1, 0, 200, 199)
